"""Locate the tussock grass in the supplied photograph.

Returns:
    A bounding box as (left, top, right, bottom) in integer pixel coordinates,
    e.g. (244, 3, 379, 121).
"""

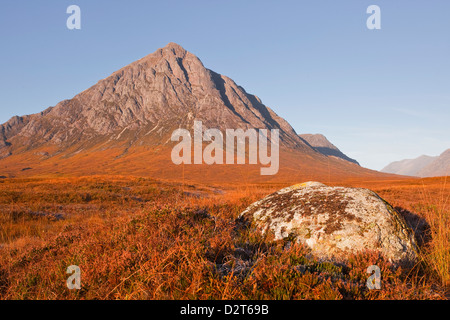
(368, 177, 449, 291)
(0, 176, 448, 299)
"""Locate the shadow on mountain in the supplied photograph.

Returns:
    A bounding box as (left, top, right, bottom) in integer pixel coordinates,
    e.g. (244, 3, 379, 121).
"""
(209, 70, 250, 125)
(209, 70, 282, 130)
(314, 147, 360, 165)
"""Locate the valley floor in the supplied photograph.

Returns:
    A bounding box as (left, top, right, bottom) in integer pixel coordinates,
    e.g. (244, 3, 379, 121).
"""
(0, 175, 448, 299)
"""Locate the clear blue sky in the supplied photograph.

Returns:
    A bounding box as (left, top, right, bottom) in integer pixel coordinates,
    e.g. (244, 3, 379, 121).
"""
(0, 0, 449, 170)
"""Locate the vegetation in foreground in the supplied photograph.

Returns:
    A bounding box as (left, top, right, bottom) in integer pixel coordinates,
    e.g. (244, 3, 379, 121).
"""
(0, 176, 448, 299)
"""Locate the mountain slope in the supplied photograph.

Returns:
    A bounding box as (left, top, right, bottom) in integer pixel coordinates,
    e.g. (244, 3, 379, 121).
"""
(299, 134, 359, 165)
(0, 43, 397, 183)
(381, 149, 449, 177)
(417, 149, 450, 177)
(381, 155, 437, 176)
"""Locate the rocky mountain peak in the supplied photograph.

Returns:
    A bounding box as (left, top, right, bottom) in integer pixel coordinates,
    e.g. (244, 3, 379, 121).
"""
(162, 42, 188, 56)
(0, 43, 393, 180)
(0, 43, 310, 159)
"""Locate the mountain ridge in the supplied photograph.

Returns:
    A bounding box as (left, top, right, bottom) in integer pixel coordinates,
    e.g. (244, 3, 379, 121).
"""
(299, 133, 360, 165)
(381, 149, 449, 177)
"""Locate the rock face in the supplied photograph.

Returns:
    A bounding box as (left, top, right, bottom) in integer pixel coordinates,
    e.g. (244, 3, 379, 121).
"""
(299, 134, 359, 165)
(240, 182, 418, 264)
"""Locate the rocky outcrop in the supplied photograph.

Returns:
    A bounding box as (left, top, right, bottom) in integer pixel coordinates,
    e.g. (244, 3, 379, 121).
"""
(239, 181, 418, 264)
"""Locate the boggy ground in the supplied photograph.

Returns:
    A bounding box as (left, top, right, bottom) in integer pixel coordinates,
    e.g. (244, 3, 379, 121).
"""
(0, 175, 448, 299)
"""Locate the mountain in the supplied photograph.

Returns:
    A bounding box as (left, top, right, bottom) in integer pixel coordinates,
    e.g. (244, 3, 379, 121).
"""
(299, 134, 359, 165)
(381, 155, 437, 176)
(381, 149, 449, 177)
(0, 43, 306, 157)
(0, 43, 395, 183)
(417, 149, 450, 177)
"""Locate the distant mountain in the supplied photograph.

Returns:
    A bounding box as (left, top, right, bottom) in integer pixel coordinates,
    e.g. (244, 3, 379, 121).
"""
(381, 149, 449, 177)
(381, 155, 436, 176)
(417, 149, 450, 177)
(299, 134, 360, 165)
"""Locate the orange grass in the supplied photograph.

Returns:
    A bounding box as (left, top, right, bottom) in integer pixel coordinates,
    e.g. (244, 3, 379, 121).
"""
(0, 175, 448, 299)
(368, 177, 450, 288)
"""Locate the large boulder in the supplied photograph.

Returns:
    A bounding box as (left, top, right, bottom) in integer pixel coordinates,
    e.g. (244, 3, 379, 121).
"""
(239, 182, 418, 264)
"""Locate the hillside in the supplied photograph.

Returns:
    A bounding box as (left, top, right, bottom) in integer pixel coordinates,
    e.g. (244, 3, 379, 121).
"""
(381, 155, 437, 176)
(382, 149, 449, 177)
(417, 149, 450, 177)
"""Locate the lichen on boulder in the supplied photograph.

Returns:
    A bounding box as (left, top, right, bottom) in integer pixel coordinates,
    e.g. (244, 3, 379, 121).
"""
(239, 181, 418, 265)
